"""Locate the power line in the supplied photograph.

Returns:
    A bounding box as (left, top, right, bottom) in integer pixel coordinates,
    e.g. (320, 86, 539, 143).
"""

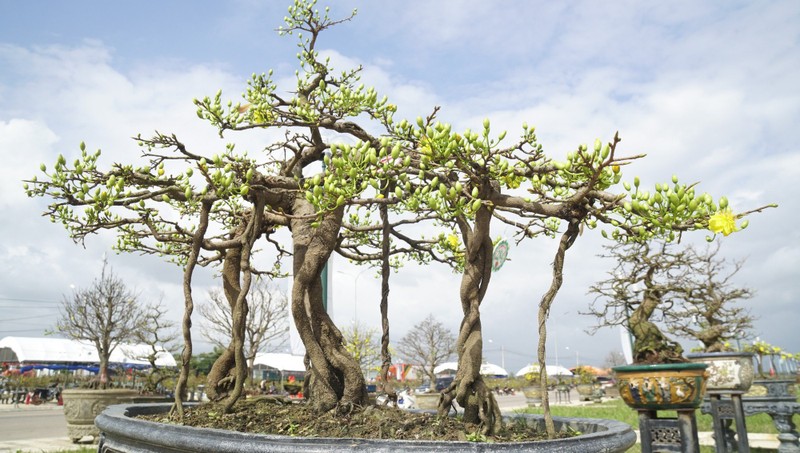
(0, 297, 59, 303)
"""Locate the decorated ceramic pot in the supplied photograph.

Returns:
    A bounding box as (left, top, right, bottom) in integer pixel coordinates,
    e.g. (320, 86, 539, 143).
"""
(686, 352, 755, 392)
(613, 363, 709, 410)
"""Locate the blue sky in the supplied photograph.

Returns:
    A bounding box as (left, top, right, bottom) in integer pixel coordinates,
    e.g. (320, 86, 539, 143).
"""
(1, 1, 798, 375)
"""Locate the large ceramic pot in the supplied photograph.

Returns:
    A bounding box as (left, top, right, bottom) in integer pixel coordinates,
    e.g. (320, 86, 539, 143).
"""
(95, 403, 637, 452)
(61, 388, 138, 443)
(522, 385, 543, 407)
(686, 352, 755, 392)
(576, 383, 594, 401)
(613, 363, 709, 410)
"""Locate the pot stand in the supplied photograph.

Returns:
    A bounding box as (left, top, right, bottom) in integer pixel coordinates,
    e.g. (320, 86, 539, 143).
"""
(637, 409, 701, 453)
(704, 390, 749, 453)
(702, 379, 800, 453)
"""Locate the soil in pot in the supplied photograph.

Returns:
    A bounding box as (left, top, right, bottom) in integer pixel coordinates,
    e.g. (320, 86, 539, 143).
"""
(139, 396, 569, 442)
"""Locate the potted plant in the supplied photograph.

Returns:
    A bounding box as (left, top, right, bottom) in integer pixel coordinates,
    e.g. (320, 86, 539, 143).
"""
(588, 241, 712, 410)
(573, 367, 596, 401)
(741, 340, 798, 399)
(521, 370, 544, 407)
(655, 243, 759, 393)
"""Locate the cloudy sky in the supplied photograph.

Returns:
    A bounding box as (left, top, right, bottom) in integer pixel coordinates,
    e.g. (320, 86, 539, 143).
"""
(1, 1, 798, 375)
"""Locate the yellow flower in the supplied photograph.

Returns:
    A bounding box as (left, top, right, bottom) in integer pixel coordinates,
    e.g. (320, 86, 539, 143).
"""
(447, 234, 460, 250)
(708, 208, 738, 236)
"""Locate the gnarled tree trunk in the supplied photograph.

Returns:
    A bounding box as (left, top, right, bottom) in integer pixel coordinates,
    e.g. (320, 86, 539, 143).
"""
(290, 196, 367, 412)
(630, 267, 684, 363)
(205, 241, 243, 401)
(439, 206, 501, 434)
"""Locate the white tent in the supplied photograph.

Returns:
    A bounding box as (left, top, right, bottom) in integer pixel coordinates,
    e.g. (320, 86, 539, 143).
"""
(0, 336, 176, 367)
(516, 364, 573, 377)
(252, 352, 305, 372)
(433, 361, 508, 378)
(479, 362, 509, 378)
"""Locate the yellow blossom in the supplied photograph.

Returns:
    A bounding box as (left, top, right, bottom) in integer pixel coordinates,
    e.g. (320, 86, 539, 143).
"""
(447, 234, 460, 250)
(708, 208, 738, 236)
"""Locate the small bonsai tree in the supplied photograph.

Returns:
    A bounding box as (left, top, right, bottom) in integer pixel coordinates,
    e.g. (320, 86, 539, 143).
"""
(56, 259, 148, 387)
(665, 243, 755, 353)
(573, 366, 596, 385)
(587, 241, 696, 364)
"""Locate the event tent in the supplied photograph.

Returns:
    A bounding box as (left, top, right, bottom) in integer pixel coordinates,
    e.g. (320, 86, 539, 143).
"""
(252, 352, 305, 373)
(516, 364, 574, 377)
(433, 361, 509, 378)
(0, 336, 176, 368)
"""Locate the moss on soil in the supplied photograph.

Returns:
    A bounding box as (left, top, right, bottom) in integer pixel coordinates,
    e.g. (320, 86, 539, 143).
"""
(140, 396, 567, 443)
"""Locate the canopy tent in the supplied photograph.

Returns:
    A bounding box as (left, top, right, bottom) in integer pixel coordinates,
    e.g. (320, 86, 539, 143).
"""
(252, 352, 305, 372)
(433, 362, 509, 378)
(516, 364, 574, 377)
(0, 336, 176, 368)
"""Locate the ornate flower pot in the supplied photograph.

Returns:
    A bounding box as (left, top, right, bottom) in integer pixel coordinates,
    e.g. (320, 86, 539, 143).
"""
(96, 403, 637, 452)
(744, 378, 797, 401)
(613, 363, 709, 410)
(522, 385, 543, 407)
(686, 352, 755, 392)
(61, 388, 138, 443)
(576, 383, 594, 401)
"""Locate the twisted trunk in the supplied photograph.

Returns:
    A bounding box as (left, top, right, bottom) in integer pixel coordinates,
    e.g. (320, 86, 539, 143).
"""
(537, 220, 580, 437)
(205, 244, 243, 401)
(290, 196, 367, 412)
(438, 206, 500, 434)
(378, 191, 392, 389)
(630, 271, 684, 363)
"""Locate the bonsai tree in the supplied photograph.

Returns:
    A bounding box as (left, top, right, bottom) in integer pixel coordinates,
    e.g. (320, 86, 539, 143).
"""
(665, 243, 756, 353)
(744, 340, 791, 378)
(55, 259, 148, 387)
(574, 366, 597, 385)
(27, 0, 775, 440)
(587, 241, 696, 363)
(587, 241, 758, 364)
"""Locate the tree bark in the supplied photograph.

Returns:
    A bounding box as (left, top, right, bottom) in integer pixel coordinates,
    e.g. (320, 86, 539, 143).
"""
(438, 206, 501, 434)
(290, 195, 367, 412)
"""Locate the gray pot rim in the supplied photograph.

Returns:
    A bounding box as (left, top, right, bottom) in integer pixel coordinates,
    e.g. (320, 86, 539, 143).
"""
(96, 403, 637, 452)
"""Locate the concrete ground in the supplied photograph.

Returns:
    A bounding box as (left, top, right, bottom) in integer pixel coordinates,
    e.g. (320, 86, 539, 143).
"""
(0, 393, 780, 452)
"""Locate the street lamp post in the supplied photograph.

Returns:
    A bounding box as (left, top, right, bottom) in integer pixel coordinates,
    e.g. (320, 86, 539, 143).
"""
(487, 339, 505, 370)
(337, 268, 370, 323)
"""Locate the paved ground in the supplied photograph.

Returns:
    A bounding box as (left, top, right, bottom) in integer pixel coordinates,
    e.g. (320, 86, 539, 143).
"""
(0, 393, 780, 452)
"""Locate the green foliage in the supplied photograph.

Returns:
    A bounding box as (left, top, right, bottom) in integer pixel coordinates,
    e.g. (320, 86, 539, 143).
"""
(191, 347, 225, 376)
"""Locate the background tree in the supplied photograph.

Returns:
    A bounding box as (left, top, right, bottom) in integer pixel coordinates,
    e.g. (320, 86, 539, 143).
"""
(340, 322, 381, 379)
(56, 259, 146, 386)
(131, 302, 180, 393)
(190, 347, 225, 377)
(666, 244, 755, 352)
(396, 315, 457, 391)
(199, 278, 289, 379)
(603, 350, 627, 368)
